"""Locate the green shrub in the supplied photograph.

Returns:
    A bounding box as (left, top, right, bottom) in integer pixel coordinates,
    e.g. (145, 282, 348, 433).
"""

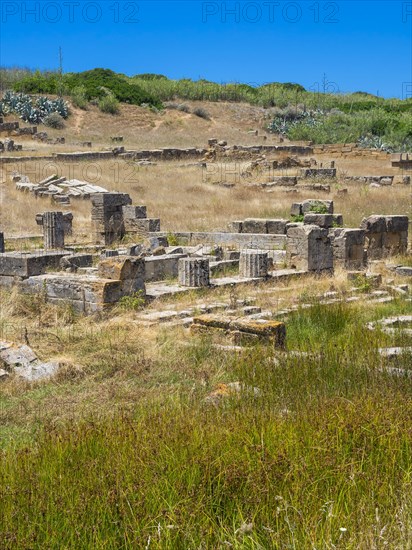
(43, 112, 65, 129)
(98, 95, 120, 115)
(118, 291, 145, 311)
(71, 85, 88, 110)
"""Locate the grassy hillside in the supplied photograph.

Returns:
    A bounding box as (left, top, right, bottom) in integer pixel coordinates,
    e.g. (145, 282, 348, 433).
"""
(1, 67, 411, 150)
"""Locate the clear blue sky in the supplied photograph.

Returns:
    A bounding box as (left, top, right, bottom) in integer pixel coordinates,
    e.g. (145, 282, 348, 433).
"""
(1, 1, 411, 98)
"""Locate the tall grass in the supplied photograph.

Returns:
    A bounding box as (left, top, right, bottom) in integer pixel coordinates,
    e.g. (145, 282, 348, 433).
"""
(1, 300, 412, 548)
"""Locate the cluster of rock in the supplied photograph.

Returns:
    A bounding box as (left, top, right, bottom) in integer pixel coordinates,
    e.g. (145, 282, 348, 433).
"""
(13, 173, 108, 205)
(0, 341, 60, 382)
(0, 138, 22, 152)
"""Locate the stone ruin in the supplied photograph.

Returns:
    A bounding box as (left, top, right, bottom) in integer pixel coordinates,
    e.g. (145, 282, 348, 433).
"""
(360, 215, 409, 259)
(35, 211, 73, 249)
(91, 193, 160, 245)
(0, 138, 22, 152)
(0, 193, 410, 314)
(13, 173, 109, 205)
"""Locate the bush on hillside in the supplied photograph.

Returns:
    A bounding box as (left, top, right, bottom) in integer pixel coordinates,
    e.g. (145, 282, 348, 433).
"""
(71, 85, 88, 110)
(193, 107, 210, 120)
(98, 94, 120, 114)
(44, 112, 65, 129)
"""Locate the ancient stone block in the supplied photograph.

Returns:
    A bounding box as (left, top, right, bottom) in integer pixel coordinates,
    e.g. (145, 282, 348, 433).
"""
(287, 225, 333, 272)
(266, 176, 298, 186)
(301, 199, 334, 214)
(361, 215, 409, 259)
(229, 221, 243, 233)
(242, 219, 268, 234)
(98, 256, 145, 282)
(303, 213, 335, 228)
(266, 219, 288, 234)
(60, 254, 93, 272)
(0, 251, 70, 278)
(192, 315, 286, 349)
(124, 218, 161, 233)
(145, 254, 187, 282)
(300, 168, 337, 178)
(178, 258, 210, 287)
(239, 251, 269, 278)
(122, 205, 147, 219)
(331, 228, 366, 269)
(91, 192, 132, 245)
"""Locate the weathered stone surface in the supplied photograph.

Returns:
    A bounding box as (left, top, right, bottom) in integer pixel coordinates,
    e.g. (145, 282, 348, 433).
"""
(265, 176, 298, 187)
(153, 231, 287, 249)
(394, 266, 412, 277)
(301, 168, 336, 178)
(0, 251, 70, 278)
(0, 341, 60, 381)
(145, 254, 187, 282)
(42, 211, 65, 249)
(287, 225, 333, 272)
(291, 200, 334, 217)
(125, 218, 161, 233)
(122, 205, 147, 219)
(178, 258, 210, 287)
(266, 219, 288, 234)
(239, 251, 269, 278)
(304, 213, 335, 228)
(91, 192, 132, 245)
(20, 261, 145, 313)
(242, 219, 268, 234)
(60, 254, 93, 272)
(192, 315, 286, 348)
(331, 228, 366, 269)
(228, 221, 243, 233)
(98, 256, 146, 293)
(301, 200, 334, 214)
(361, 215, 409, 259)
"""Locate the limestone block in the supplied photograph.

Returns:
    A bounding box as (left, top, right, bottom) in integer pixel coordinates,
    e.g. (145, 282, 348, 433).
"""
(287, 224, 333, 272)
(266, 219, 288, 234)
(122, 205, 147, 219)
(242, 219, 268, 234)
(304, 213, 335, 228)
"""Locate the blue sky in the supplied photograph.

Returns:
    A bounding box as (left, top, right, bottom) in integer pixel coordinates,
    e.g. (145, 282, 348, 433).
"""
(1, 1, 411, 97)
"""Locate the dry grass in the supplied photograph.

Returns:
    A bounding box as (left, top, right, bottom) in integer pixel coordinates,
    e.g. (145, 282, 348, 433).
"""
(1, 156, 411, 238)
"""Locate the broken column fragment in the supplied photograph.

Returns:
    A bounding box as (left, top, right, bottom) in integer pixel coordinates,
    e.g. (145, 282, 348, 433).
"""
(178, 258, 210, 287)
(239, 251, 269, 278)
(42, 212, 65, 249)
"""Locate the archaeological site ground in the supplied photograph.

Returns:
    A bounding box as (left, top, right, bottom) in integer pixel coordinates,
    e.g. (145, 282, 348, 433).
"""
(0, 71, 412, 548)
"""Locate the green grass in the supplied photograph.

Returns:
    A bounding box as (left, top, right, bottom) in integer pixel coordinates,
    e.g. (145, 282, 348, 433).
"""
(1, 298, 412, 548)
